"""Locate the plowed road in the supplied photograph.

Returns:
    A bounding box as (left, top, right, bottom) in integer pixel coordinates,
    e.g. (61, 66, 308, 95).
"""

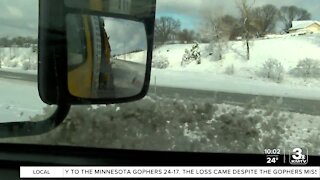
(1, 70, 320, 116)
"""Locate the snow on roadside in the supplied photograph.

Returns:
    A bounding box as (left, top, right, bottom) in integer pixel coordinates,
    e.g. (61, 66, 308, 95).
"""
(142, 33, 320, 99)
(3, 34, 320, 100)
(151, 69, 320, 100)
(115, 50, 147, 64)
(0, 47, 37, 71)
(0, 67, 37, 75)
(0, 78, 47, 122)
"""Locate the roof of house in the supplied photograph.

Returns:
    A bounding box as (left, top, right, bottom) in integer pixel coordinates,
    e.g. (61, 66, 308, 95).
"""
(289, 20, 320, 30)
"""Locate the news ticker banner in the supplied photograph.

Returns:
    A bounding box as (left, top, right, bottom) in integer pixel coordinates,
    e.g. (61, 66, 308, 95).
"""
(20, 166, 320, 178)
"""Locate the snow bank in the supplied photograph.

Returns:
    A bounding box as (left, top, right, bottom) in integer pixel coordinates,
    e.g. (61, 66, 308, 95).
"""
(115, 50, 147, 64)
(0, 78, 49, 123)
(0, 47, 37, 70)
(150, 69, 320, 100)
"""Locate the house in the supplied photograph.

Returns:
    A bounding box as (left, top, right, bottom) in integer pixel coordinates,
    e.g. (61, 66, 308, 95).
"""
(289, 20, 320, 34)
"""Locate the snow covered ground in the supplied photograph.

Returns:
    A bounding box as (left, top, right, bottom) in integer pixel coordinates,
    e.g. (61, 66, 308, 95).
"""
(119, 33, 320, 100)
(0, 34, 319, 154)
(0, 47, 37, 71)
(2, 34, 320, 119)
(0, 78, 48, 123)
(0, 47, 40, 122)
(151, 69, 320, 100)
(3, 33, 320, 100)
(152, 33, 320, 75)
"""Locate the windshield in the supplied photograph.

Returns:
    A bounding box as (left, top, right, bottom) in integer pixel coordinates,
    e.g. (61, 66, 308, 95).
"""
(0, 0, 320, 156)
(0, 0, 56, 123)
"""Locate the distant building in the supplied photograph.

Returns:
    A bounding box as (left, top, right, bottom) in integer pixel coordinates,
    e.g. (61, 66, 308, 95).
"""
(289, 20, 320, 34)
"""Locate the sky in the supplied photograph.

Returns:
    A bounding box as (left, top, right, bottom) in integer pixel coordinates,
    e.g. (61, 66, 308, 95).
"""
(0, 0, 38, 37)
(156, 0, 320, 30)
(104, 17, 147, 55)
(0, 0, 320, 37)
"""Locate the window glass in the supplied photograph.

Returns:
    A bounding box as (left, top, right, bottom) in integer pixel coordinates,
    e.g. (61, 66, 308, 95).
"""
(0, 0, 56, 123)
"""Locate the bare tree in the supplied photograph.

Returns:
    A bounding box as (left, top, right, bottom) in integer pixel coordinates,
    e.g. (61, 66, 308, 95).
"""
(177, 29, 195, 44)
(200, 8, 232, 61)
(238, 0, 256, 60)
(279, 6, 311, 32)
(253, 4, 278, 36)
(154, 16, 181, 44)
(220, 15, 241, 40)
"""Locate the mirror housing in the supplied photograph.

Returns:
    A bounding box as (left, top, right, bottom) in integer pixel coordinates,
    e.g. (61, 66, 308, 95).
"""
(39, 0, 156, 105)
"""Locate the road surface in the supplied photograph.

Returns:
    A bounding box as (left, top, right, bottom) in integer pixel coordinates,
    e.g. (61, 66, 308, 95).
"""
(1, 70, 320, 116)
(0, 70, 37, 82)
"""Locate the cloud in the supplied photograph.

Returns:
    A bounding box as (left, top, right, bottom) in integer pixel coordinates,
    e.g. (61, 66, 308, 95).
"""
(156, 0, 320, 29)
(0, 0, 319, 38)
(104, 17, 147, 55)
(6, 6, 23, 18)
(0, 0, 38, 38)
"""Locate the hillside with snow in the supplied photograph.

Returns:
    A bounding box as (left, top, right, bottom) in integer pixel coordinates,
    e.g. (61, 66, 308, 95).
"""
(115, 33, 320, 99)
(0, 47, 37, 72)
(152, 33, 320, 81)
(2, 33, 320, 100)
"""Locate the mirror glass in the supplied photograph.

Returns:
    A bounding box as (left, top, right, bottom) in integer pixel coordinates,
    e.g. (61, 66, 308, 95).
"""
(65, 0, 155, 18)
(66, 14, 147, 99)
(0, 0, 57, 123)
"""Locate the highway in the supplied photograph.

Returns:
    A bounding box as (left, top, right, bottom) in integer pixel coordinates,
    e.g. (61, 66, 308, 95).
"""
(0, 70, 37, 82)
(1, 70, 320, 116)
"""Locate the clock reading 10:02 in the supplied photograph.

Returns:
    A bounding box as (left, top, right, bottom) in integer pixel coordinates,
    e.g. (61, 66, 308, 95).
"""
(264, 149, 281, 155)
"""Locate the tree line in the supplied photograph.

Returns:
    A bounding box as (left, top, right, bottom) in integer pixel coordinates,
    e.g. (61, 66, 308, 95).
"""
(154, 0, 312, 60)
(154, 16, 201, 45)
(0, 36, 37, 47)
(155, 0, 311, 44)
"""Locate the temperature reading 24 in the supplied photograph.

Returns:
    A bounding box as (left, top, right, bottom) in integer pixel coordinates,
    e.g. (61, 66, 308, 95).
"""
(264, 149, 281, 164)
(267, 157, 279, 164)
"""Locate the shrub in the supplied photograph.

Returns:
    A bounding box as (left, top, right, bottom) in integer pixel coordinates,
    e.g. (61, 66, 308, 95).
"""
(181, 42, 201, 67)
(4, 96, 320, 155)
(290, 58, 320, 78)
(206, 40, 227, 61)
(181, 49, 193, 67)
(225, 64, 235, 75)
(190, 42, 201, 64)
(259, 59, 284, 82)
(30, 61, 38, 70)
(152, 55, 169, 69)
(22, 61, 31, 70)
(2, 95, 294, 154)
(7, 60, 18, 68)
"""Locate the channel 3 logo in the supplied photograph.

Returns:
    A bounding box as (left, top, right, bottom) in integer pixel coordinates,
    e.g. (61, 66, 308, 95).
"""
(289, 148, 308, 165)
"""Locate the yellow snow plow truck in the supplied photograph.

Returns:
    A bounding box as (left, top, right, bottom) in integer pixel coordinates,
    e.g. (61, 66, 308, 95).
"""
(67, 0, 114, 99)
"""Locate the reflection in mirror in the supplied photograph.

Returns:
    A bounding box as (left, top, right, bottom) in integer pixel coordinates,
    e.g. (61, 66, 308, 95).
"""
(0, 0, 57, 123)
(66, 14, 147, 99)
(65, 0, 155, 17)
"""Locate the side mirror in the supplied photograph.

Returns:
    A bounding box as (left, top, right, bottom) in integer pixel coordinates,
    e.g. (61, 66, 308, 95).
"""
(39, 0, 156, 105)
